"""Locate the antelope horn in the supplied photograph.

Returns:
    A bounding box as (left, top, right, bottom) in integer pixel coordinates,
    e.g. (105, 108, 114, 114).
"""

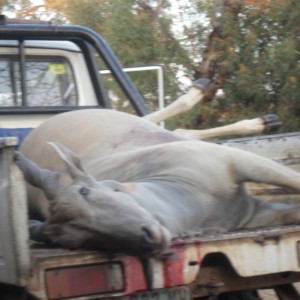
(14, 151, 59, 200)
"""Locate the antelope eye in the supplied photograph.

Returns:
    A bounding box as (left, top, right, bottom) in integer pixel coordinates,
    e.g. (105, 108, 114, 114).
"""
(79, 186, 90, 196)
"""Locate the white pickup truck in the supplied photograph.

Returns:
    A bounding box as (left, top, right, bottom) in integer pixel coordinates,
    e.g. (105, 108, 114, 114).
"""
(1, 17, 300, 300)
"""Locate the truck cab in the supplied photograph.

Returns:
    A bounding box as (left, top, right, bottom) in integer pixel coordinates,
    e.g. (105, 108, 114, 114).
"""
(0, 16, 149, 130)
(0, 40, 100, 128)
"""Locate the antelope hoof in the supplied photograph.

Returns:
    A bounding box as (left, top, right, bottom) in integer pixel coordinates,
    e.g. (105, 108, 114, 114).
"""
(261, 114, 282, 133)
(191, 78, 219, 95)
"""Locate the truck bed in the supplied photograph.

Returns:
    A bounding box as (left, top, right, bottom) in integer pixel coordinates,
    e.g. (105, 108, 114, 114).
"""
(2, 132, 300, 299)
(26, 224, 300, 299)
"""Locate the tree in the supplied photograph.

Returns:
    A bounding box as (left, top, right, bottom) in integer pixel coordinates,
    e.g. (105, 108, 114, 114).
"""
(183, 0, 300, 133)
(44, 0, 193, 117)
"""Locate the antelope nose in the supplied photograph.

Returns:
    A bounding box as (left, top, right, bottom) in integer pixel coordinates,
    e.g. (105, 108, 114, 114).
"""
(141, 224, 165, 247)
(139, 224, 171, 257)
(142, 225, 156, 244)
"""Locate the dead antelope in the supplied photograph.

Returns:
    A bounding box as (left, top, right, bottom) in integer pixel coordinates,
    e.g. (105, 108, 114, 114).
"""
(15, 109, 300, 257)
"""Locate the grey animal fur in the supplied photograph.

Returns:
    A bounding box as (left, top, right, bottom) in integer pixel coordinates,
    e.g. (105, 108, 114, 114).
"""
(16, 109, 300, 257)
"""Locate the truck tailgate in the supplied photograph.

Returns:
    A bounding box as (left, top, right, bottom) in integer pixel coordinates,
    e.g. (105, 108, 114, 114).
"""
(25, 225, 300, 299)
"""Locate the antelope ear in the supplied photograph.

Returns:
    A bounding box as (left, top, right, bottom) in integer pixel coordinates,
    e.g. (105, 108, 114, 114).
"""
(48, 142, 87, 181)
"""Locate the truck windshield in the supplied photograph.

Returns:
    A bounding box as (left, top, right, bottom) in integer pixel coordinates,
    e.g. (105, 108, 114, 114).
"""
(0, 56, 78, 106)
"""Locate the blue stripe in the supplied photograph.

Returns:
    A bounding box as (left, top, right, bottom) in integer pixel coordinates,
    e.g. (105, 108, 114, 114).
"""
(0, 128, 32, 146)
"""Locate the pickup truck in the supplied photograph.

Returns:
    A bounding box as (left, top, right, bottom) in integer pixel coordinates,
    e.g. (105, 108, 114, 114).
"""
(1, 17, 300, 300)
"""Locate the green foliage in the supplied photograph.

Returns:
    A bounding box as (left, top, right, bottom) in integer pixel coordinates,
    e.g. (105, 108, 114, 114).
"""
(44, 0, 193, 116)
(200, 0, 300, 132)
(166, 0, 300, 133)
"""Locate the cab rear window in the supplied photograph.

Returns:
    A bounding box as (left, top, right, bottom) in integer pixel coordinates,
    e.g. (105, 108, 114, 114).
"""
(0, 56, 78, 107)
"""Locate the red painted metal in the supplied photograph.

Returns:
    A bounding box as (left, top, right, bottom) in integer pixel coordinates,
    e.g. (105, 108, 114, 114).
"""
(45, 241, 203, 299)
(163, 245, 185, 287)
(121, 256, 148, 294)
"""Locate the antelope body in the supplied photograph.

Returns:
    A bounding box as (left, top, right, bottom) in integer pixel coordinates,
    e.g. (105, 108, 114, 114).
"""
(16, 109, 300, 257)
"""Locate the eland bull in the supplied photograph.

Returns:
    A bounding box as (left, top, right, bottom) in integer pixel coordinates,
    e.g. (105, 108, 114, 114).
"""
(15, 109, 300, 257)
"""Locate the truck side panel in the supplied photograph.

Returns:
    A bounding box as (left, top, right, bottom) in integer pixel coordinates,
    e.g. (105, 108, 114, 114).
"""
(0, 137, 30, 286)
